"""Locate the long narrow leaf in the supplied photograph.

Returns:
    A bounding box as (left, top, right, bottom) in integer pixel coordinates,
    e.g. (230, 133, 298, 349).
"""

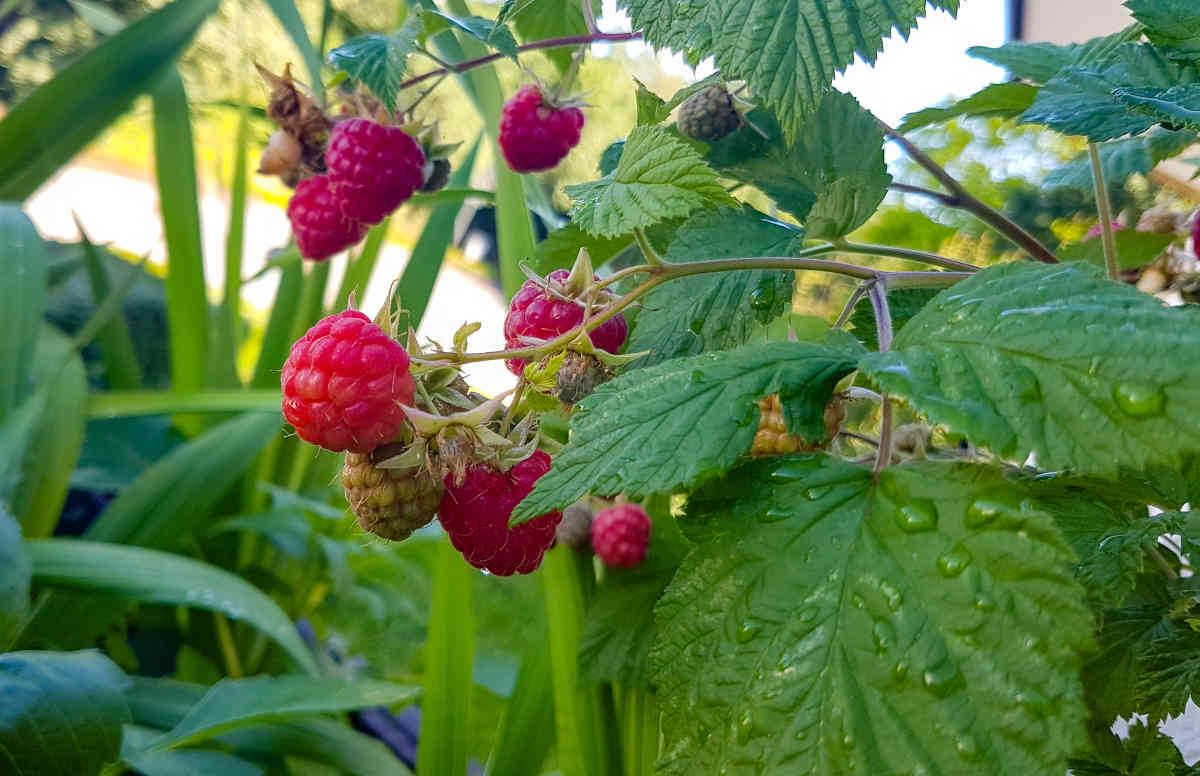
(487, 645, 555, 776)
(26, 540, 318, 674)
(216, 97, 251, 386)
(79, 229, 142, 389)
(334, 219, 389, 313)
(251, 260, 303, 388)
(259, 0, 323, 96)
(88, 390, 282, 418)
(418, 539, 475, 776)
(86, 411, 280, 547)
(398, 139, 479, 328)
(542, 547, 614, 776)
(0, 0, 221, 200)
(152, 68, 210, 400)
(0, 206, 47, 424)
(0, 506, 31, 650)
(149, 675, 418, 749)
(13, 327, 87, 538)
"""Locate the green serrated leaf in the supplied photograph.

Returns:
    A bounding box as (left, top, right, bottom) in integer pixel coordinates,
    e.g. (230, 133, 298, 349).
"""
(651, 455, 1090, 775)
(1134, 620, 1200, 723)
(1126, 0, 1200, 63)
(849, 287, 940, 352)
(859, 261, 1200, 477)
(1033, 487, 1178, 609)
(510, 342, 858, 523)
(1021, 43, 1200, 141)
(635, 79, 670, 126)
(625, 207, 801, 368)
(428, 11, 518, 60)
(1113, 84, 1200, 133)
(1045, 127, 1197, 191)
(706, 91, 890, 235)
(622, 0, 957, 140)
(565, 127, 734, 238)
(0, 650, 131, 775)
(968, 26, 1144, 84)
(598, 140, 624, 176)
(328, 18, 422, 113)
(898, 82, 1039, 132)
(1070, 720, 1194, 776)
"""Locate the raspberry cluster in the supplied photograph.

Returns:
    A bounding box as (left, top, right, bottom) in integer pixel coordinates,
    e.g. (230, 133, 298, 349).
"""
(503, 269, 628, 376)
(285, 118, 428, 261)
(750, 393, 846, 457)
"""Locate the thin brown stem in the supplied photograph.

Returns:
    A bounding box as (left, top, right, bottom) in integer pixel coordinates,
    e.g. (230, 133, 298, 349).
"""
(581, 0, 600, 36)
(400, 31, 642, 91)
(888, 181, 961, 208)
(835, 239, 979, 272)
(1088, 142, 1121, 281)
(834, 281, 870, 328)
(880, 121, 1059, 265)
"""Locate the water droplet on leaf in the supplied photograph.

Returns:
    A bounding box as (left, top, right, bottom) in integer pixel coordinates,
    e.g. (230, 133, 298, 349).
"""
(895, 500, 938, 533)
(937, 546, 972, 577)
(880, 579, 904, 612)
(873, 621, 897, 652)
(760, 507, 790, 523)
(955, 734, 981, 761)
(769, 461, 812, 483)
(1113, 381, 1166, 418)
(922, 661, 963, 697)
(805, 485, 831, 501)
(736, 622, 762, 643)
(749, 282, 776, 310)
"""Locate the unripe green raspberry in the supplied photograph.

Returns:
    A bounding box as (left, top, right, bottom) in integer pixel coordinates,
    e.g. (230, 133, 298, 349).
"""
(677, 86, 740, 142)
(342, 444, 442, 541)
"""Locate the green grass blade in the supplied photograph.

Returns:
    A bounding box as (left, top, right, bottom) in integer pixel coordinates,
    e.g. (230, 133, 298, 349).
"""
(397, 139, 480, 328)
(287, 261, 332, 344)
(85, 411, 280, 548)
(488, 645, 556, 776)
(333, 219, 389, 313)
(87, 390, 282, 418)
(152, 68, 210, 398)
(149, 676, 418, 749)
(0, 205, 47, 424)
(79, 231, 142, 389)
(259, 0, 323, 97)
(441, 0, 536, 299)
(418, 539, 475, 776)
(26, 539, 318, 674)
(216, 97, 251, 385)
(251, 260, 303, 388)
(542, 547, 614, 776)
(13, 328, 87, 538)
(0, 0, 221, 200)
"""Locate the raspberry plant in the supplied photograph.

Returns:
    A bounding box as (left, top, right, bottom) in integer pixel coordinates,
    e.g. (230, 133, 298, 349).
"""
(3, 0, 1200, 774)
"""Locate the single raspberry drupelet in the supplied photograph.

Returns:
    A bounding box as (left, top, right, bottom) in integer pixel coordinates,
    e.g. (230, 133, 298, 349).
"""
(343, 443, 442, 541)
(750, 394, 846, 457)
(677, 85, 740, 142)
(281, 310, 415, 453)
(439, 450, 562, 576)
(326, 118, 427, 225)
(503, 269, 628, 376)
(591, 504, 651, 568)
(498, 85, 585, 174)
(287, 175, 368, 261)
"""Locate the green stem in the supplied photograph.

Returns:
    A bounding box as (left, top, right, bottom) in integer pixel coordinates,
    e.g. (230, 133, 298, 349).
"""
(867, 282, 893, 475)
(834, 240, 979, 272)
(632, 227, 662, 266)
(422, 257, 969, 365)
(1088, 142, 1121, 281)
(214, 612, 244, 678)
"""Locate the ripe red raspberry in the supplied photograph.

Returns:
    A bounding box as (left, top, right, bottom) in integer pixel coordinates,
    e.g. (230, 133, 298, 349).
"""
(287, 175, 368, 261)
(503, 269, 628, 375)
(498, 85, 584, 174)
(281, 310, 415, 453)
(439, 450, 562, 576)
(326, 118, 426, 225)
(591, 504, 650, 568)
(1192, 211, 1200, 261)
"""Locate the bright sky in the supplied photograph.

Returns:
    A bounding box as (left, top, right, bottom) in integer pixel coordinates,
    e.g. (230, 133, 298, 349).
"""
(600, 0, 1009, 126)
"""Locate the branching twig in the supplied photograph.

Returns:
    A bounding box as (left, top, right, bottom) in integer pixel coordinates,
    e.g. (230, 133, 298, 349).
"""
(400, 31, 642, 91)
(880, 121, 1059, 265)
